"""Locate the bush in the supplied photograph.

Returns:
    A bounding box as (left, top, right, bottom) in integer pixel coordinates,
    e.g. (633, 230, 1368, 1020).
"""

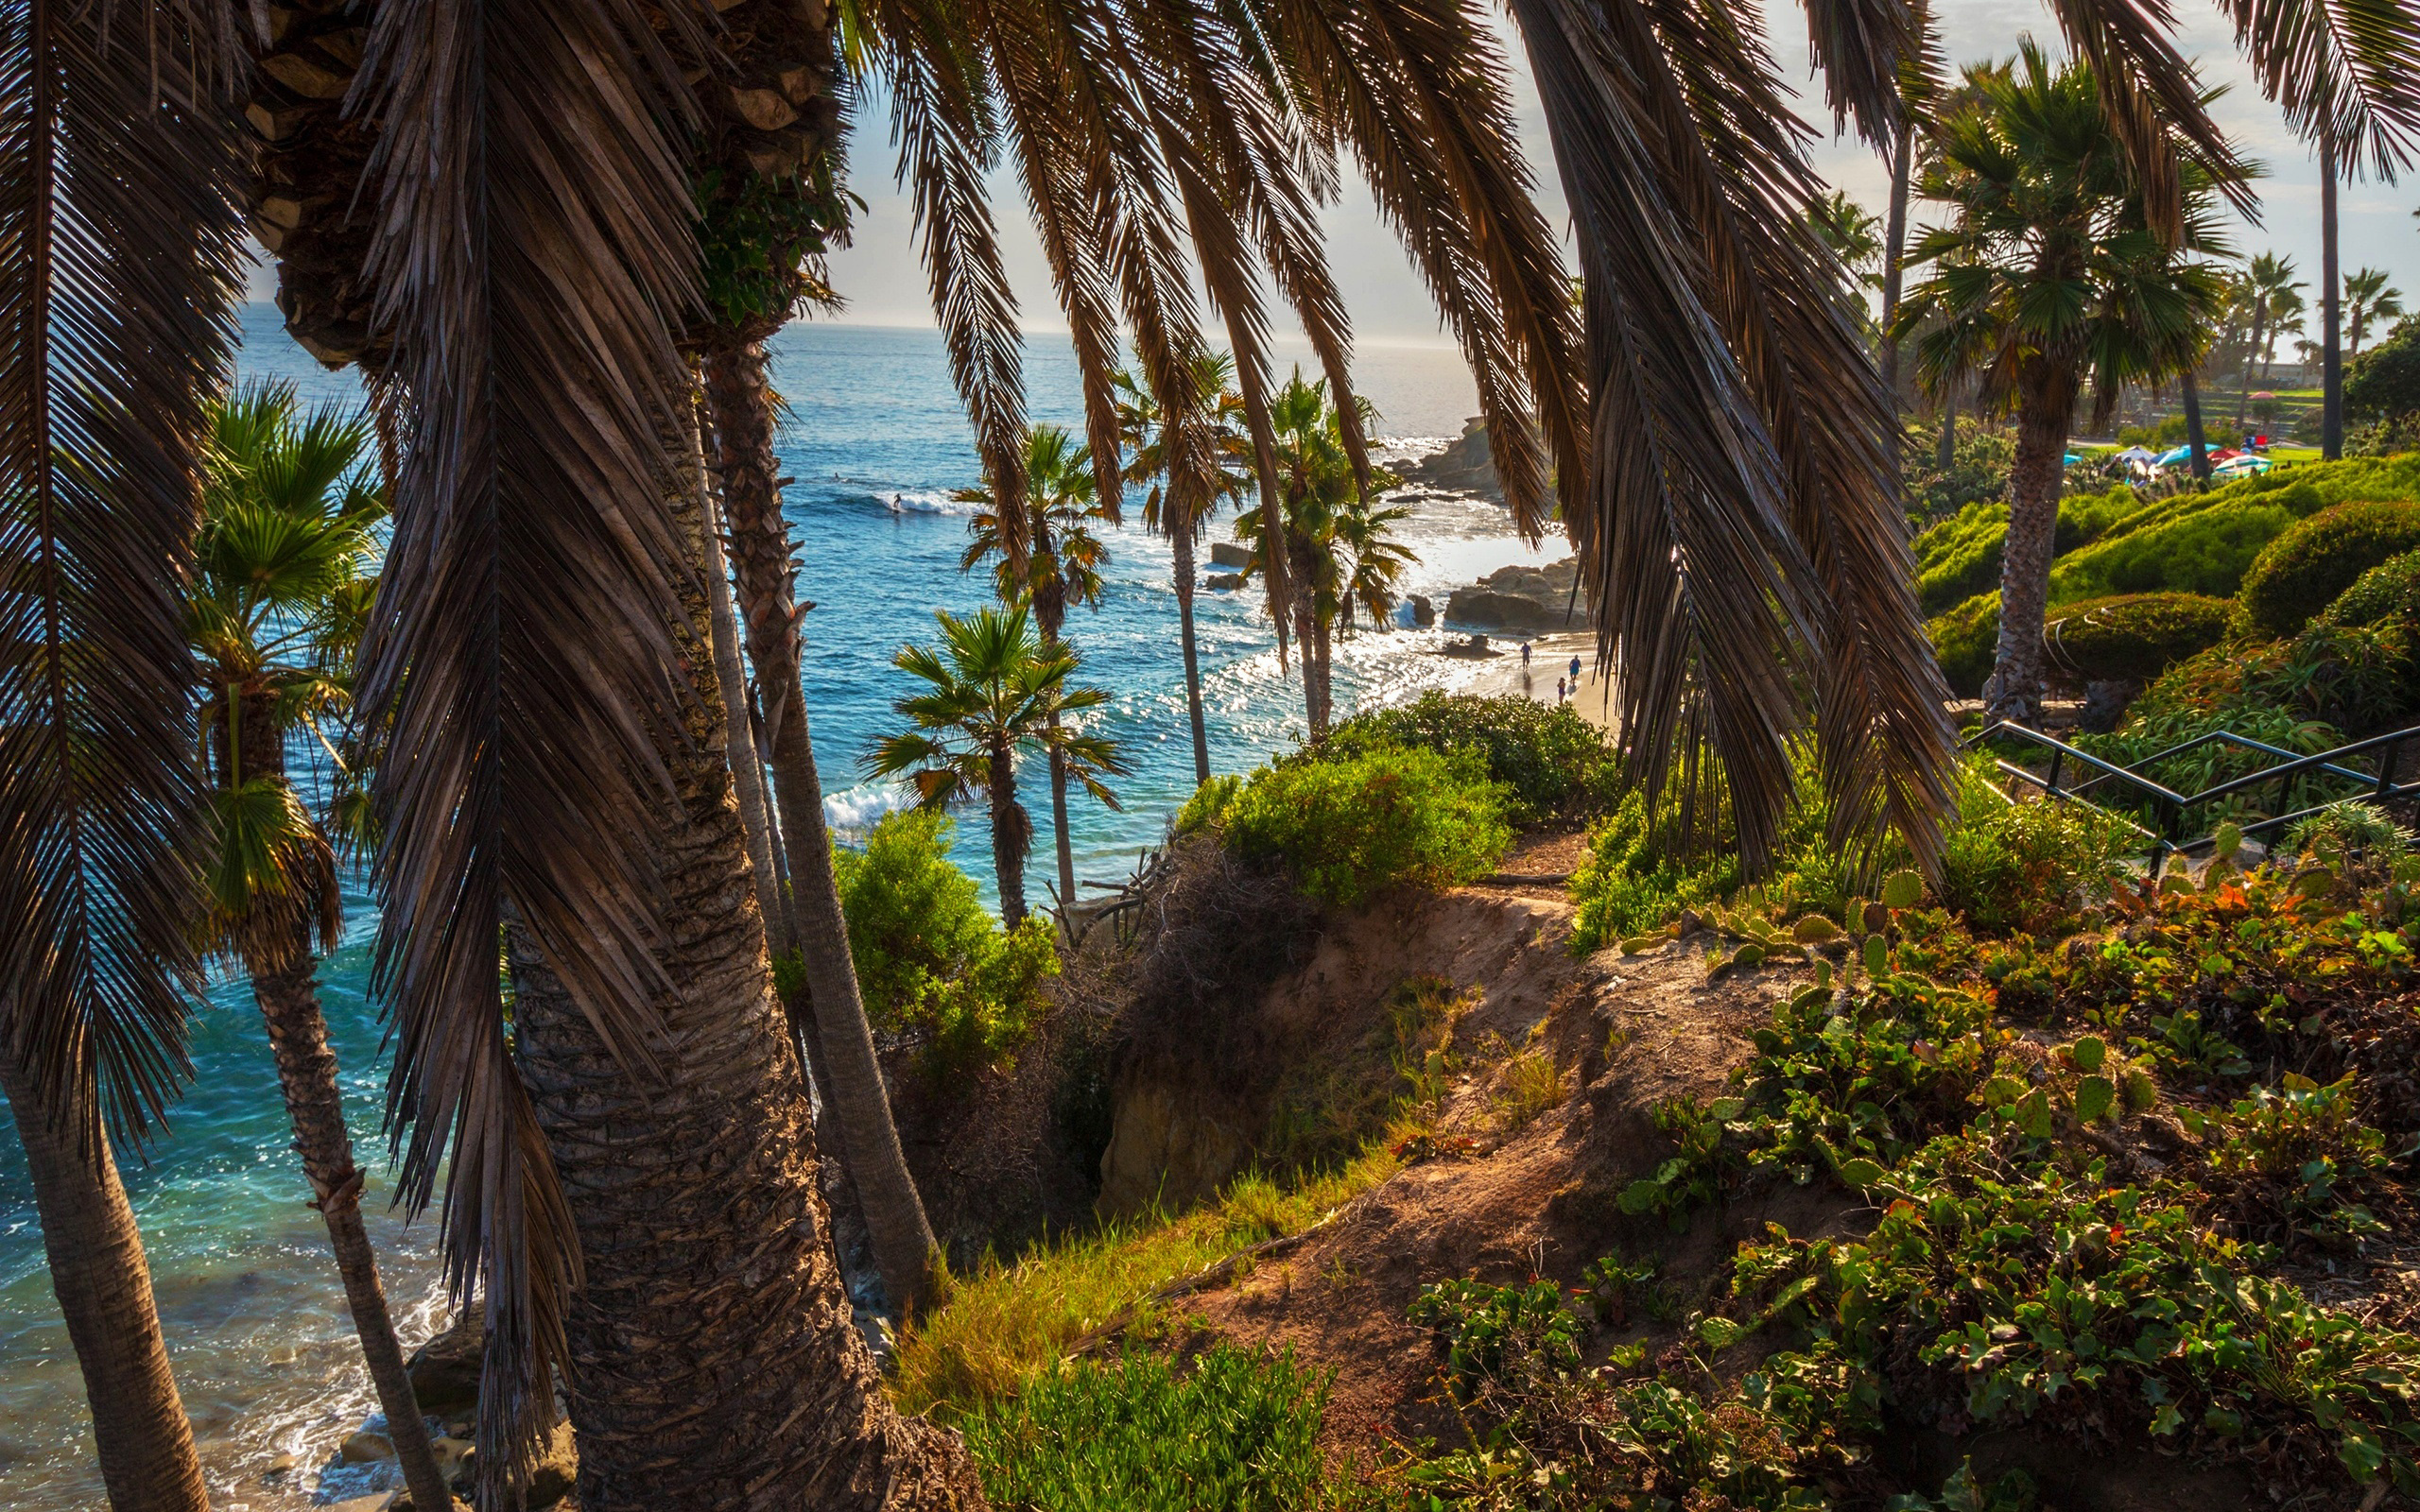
(2048, 498, 2299, 602)
(960, 1347, 1356, 1512)
(1313, 691, 1619, 822)
(2318, 549, 2420, 628)
(835, 809, 1060, 1076)
(2040, 593, 2233, 683)
(1219, 746, 1512, 909)
(1568, 791, 1740, 951)
(2345, 318, 2420, 425)
(1940, 760, 2139, 934)
(1903, 417, 2017, 523)
(2128, 621, 2415, 738)
(1173, 774, 1241, 836)
(1928, 592, 2000, 697)
(1912, 500, 2010, 615)
(2237, 501, 2420, 638)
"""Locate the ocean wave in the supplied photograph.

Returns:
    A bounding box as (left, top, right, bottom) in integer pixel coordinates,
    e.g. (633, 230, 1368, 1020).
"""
(823, 780, 910, 835)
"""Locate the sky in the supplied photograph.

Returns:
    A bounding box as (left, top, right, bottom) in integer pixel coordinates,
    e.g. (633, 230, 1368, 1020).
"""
(804, 0, 2420, 348)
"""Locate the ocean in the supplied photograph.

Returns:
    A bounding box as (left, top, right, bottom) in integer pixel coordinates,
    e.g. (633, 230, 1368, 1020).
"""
(0, 312, 1568, 1509)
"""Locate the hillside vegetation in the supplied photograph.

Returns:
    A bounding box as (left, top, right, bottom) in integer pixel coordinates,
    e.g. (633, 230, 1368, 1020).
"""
(866, 686, 2420, 1512)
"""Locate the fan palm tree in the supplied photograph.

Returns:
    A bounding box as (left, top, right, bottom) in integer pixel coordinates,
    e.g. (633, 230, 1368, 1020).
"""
(868, 607, 1126, 925)
(1115, 354, 1252, 787)
(1895, 43, 2238, 722)
(957, 425, 1112, 912)
(2235, 253, 2306, 427)
(0, 8, 247, 1509)
(2347, 267, 2405, 357)
(185, 384, 456, 1512)
(1232, 370, 1409, 738)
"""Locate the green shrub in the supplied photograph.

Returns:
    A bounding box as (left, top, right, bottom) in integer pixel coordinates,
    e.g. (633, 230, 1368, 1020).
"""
(1568, 791, 1740, 951)
(2317, 549, 2420, 628)
(1313, 690, 1619, 822)
(960, 1346, 1356, 1512)
(1220, 745, 1512, 909)
(835, 809, 1060, 1076)
(1904, 417, 2017, 523)
(2048, 499, 2298, 602)
(1173, 773, 1241, 836)
(1928, 592, 2000, 697)
(2345, 318, 2420, 425)
(2127, 621, 2415, 738)
(2078, 699, 2344, 821)
(2236, 501, 2420, 638)
(1939, 761, 2140, 934)
(1912, 500, 2010, 615)
(2041, 593, 2233, 683)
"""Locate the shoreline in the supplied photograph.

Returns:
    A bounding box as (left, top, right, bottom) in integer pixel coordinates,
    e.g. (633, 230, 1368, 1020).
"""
(1441, 629, 1613, 731)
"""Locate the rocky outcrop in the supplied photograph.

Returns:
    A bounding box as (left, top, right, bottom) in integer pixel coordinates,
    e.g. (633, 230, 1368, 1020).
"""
(1398, 418, 1502, 499)
(1206, 572, 1246, 592)
(1208, 541, 1253, 569)
(404, 1315, 482, 1418)
(1444, 558, 1582, 630)
(1098, 1080, 1253, 1219)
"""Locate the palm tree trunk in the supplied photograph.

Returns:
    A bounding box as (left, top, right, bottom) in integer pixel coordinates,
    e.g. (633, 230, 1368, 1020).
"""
(699, 337, 940, 1316)
(2320, 127, 2343, 460)
(698, 453, 791, 958)
(1988, 387, 2071, 724)
(2181, 370, 2211, 482)
(1036, 621, 1076, 914)
(1312, 611, 1334, 732)
(1170, 514, 1211, 785)
(1879, 116, 1913, 399)
(499, 441, 982, 1510)
(244, 938, 455, 1512)
(505, 718, 981, 1511)
(1936, 388, 1957, 473)
(2236, 306, 2265, 430)
(0, 1054, 208, 1512)
(991, 747, 1028, 926)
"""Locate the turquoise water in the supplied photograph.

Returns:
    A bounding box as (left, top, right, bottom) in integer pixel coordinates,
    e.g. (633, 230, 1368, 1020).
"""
(0, 311, 1560, 1508)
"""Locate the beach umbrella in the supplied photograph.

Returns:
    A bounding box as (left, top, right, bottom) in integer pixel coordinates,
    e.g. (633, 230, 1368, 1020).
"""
(2154, 445, 2194, 466)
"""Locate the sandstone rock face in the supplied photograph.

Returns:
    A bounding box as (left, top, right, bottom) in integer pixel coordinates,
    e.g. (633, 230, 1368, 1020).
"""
(1409, 593, 1435, 627)
(1206, 572, 1246, 592)
(1397, 418, 1503, 499)
(338, 1429, 394, 1464)
(1207, 541, 1253, 569)
(1098, 1078, 1251, 1220)
(1444, 558, 1582, 630)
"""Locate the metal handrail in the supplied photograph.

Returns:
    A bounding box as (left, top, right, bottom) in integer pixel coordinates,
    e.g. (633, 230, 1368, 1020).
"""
(1962, 719, 2419, 861)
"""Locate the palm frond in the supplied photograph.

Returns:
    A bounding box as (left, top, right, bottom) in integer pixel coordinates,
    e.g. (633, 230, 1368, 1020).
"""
(0, 0, 248, 1153)
(2215, 0, 2420, 179)
(2044, 0, 2256, 232)
(352, 0, 711, 1496)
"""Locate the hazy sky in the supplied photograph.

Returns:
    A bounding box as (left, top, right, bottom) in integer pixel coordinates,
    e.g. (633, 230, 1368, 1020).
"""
(812, 0, 2420, 346)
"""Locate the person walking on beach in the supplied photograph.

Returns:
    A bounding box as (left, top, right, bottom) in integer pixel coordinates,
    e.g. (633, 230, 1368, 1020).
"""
(1520, 640, 1531, 668)
(1569, 653, 1582, 684)
(1556, 676, 1567, 703)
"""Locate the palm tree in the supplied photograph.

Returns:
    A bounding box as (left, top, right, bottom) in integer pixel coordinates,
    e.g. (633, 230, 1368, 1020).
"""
(1808, 190, 1885, 286)
(1, 9, 244, 1509)
(2347, 267, 2405, 357)
(957, 425, 1112, 913)
(1114, 354, 1253, 787)
(683, 1, 948, 1329)
(1895, 43, 2238, 723)
(184, 383, 455, 1512)
(2235, 253, 2306, 428)
(868, 607, 1126, 925)
(1231, 370, 1410, 739)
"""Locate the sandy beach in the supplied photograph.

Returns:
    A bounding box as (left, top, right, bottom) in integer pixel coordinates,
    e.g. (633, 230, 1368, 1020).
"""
(1445, 629, 1615, 730)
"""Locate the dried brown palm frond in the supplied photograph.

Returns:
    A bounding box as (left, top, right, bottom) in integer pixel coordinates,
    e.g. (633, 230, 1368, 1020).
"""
(1509, 0, 1956, 871)
(2044, 0, 2256, 238)
(0, 0, 248, 1154)
(350, 0, 712, 1499)
(2216, 0, 2420, 178)
(1256, 0, 1587, 544)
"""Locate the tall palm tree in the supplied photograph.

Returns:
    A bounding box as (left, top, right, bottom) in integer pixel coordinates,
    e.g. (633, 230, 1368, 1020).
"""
(1231, 371, 1409, 739)
(1114, 354, 1252, 787)
(2347, 267, 2405, 357)
(1808, 190, 1885, 286)
(1895, 43, 2238, 722)
(1, 8, 245, 1509)
(2236, 252, 2306, 427)
(2262, 286, 2310, 392)
(185, 384, 454, 1512)
(957, 425, 1112, 913)
(341, 0, 988, 1504)
(868, 607, 1126, 925)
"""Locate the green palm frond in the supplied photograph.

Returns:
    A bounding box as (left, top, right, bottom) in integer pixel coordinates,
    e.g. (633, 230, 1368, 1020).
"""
(198, 776, 339, 965)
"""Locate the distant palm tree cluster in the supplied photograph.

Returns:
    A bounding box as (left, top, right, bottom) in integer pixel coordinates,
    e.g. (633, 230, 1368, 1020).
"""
(3, 0, 2414, 1509)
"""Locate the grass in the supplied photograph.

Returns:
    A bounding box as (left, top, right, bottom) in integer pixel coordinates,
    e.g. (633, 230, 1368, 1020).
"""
(890, 1145, 1403, 1419)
